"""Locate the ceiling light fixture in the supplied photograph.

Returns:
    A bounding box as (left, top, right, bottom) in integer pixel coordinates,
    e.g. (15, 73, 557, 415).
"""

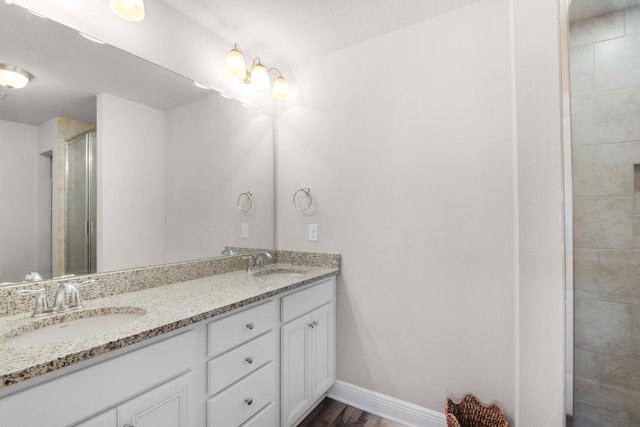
(0, 64, 33, 89)
(224, 44, 289, 101)
(109, 0, 145, 22)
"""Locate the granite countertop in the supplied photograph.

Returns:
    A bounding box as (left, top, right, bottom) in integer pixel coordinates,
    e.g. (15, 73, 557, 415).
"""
(0, 263, 338, 390)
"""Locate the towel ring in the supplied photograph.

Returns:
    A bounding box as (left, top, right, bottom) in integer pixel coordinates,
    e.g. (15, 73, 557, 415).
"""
(237, 191, 253, 212)
(293, 187, 312, 211)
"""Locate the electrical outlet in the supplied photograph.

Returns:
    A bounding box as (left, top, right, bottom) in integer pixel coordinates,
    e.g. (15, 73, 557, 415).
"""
(241, 223, 249, 239)
(308, 224, 318, 242)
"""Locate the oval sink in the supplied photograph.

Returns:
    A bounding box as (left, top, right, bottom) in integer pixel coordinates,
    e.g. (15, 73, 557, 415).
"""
(2, 310, 145, 347)
(253, 269, 306, 280)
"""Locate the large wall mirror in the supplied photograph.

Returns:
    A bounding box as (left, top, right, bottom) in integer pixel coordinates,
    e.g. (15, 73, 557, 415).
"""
(0, 2, 274, 285)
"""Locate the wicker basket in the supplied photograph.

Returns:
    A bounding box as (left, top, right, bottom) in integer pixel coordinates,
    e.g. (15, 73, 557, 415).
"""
(445, 394, 508, 427)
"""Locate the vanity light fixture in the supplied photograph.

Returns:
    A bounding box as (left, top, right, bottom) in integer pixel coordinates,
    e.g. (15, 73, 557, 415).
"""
(0, 64, 33, 89)
(110, 0, 145, 22)
(224, 44, 289, 101)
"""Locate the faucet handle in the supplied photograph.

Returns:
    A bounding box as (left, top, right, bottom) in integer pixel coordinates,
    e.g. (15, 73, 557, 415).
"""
(17, 288, 50, 317)
(254, 252, 273, 268)
(242, 254, 256, 271)
(56, 279, 97, 311)
(67, 279, 96, 308)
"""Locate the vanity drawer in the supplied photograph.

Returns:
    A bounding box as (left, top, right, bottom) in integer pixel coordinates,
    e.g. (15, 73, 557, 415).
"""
(206, 362, 276, 427)
(208, 300, 276, 357)
(207, 331, 276, 396)
(281, 279, 334, 323)
(241, 402, 276, 427)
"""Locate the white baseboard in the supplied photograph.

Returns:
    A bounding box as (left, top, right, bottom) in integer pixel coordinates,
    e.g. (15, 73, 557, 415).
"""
(327, 380, 447, 427)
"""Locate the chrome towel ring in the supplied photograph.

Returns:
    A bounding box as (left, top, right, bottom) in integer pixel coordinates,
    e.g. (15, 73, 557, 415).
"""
(293, 187, 312, 211)
(237, 191, 253, 212)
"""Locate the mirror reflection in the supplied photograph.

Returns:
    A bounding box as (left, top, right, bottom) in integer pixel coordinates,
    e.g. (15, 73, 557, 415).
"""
(0, 3, 274, 285)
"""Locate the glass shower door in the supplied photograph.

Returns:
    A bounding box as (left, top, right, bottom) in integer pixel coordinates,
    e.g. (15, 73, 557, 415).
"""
(66, 130, 97, 275)
(568, 2, 640, 425)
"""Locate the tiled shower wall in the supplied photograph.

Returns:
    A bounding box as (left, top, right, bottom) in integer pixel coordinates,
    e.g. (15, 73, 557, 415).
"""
(571, 7, 640, 426)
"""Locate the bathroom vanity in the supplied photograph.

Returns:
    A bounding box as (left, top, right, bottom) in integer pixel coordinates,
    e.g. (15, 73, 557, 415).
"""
(0, 252, 339, 427)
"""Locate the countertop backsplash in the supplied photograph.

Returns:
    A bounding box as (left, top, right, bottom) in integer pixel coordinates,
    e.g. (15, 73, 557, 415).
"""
(0, 250, 341, 318)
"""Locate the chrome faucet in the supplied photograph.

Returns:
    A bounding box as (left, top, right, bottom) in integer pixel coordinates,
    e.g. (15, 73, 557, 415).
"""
(17, 279, 96, 317)
(242, 254, 256, 271)
(16, 288, 50, 317)
(242, 251, 272, 272)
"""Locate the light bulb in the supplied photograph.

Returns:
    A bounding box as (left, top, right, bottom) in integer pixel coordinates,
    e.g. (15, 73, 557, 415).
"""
(110, 0, 145, 22)
(224, 47, 247, 80)
(272, 76, 289, 100)
(250, 62, 270, 90)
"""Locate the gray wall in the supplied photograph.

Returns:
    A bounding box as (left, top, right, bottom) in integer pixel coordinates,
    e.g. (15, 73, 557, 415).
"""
(0, 120, 38, 282)
(11, 0, 567, 424)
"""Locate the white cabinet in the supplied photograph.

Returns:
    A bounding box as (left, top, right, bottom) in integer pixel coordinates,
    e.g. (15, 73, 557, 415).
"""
(207, 362, 276, 426)
(118, 372, 193, 427)
(206, 300, 278, 427)
(1, 275, 336, 427)
(76, 373, 193, 427)
(0, 330, 196, 427)
(75, 409, 117, 427)
(208, 300, 277, 358)
(308, 303, 335, 399)
(280, 279, 336, 427)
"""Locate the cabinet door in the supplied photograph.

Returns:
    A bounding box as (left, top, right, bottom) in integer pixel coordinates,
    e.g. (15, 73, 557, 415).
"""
(74, 409, 117, 427)
(281, 313, 311, 427)
(118, 372, 193, 427)
(310, 303, 335, 400)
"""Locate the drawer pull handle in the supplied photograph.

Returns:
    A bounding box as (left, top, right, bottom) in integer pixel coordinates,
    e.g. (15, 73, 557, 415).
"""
(245, 356, 254, 364)
(123, 424, 134, 427)
(245, 397, 253, 406)
(246, 322, 255, 330)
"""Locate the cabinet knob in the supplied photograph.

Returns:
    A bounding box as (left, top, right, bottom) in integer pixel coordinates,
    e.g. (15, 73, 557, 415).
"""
(244, 397, 253, 406)
(246, 322, 255, 330)
(245, 356, 254, 364)
(309, 322, 315, 329)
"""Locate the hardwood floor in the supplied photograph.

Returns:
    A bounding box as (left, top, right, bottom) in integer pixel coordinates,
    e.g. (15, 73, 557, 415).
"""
(298, 398, 406, 427)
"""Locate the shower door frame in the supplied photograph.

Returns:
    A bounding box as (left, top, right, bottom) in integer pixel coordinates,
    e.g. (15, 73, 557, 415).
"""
(65, 129, 97, 276)
(558, 0, 575, 419)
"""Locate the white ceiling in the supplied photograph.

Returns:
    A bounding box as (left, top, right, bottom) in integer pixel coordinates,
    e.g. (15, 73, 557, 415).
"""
(8, 0, 640, 127)
(0, 2, 209, 126)
(160, 0, 483, 68)
(2, 0, 487, 126)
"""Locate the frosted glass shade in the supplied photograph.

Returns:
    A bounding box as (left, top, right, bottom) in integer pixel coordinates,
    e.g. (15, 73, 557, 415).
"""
(0, 64, 33, 89)
(272, 76, 289, 100)
(224, 48, 247, 80)
(110, 0, 146, 22)
(250, 63, 270, 90)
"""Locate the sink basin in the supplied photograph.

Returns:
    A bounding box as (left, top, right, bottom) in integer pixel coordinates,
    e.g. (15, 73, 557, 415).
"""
(2, 309, 145, 347)
(253, 269, 306, 280)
